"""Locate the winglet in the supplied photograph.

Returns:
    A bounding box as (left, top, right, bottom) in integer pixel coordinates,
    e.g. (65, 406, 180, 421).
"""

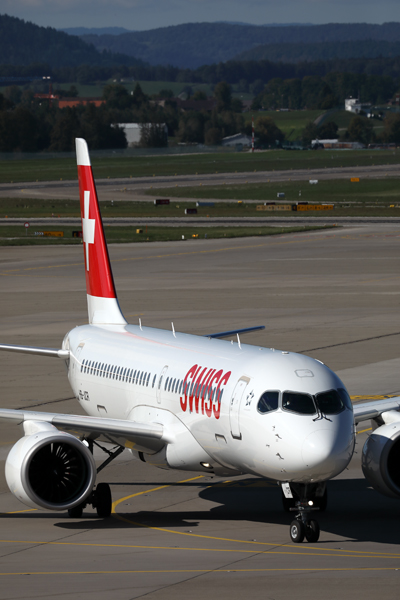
(76, 138, 126, 325)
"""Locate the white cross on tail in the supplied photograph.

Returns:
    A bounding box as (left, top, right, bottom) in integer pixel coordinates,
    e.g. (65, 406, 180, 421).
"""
(82, 190, 95, 271)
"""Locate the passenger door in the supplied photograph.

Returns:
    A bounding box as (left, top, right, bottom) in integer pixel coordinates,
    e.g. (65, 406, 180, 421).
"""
(229, 377, 250, 440)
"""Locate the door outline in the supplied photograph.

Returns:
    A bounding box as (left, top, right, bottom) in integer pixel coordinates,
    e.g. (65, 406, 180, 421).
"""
(157, 365, 168, 404)
(229, 376, 250, 440)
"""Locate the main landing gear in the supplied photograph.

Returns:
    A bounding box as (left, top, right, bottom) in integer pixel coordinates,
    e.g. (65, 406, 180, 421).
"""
(281, 482, 327, 543)
(68, 440, 124, 519)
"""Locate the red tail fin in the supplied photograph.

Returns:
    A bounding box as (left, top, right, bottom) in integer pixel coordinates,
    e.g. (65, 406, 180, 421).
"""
(76, 138, 126, 325)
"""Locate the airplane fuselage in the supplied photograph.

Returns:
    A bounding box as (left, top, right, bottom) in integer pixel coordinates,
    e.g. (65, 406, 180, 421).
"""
(65, 323, 355, 483)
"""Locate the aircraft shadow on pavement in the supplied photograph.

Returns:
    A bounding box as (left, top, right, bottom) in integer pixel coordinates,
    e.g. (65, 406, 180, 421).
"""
(3, 477, 400, 544)
(52, 477, 400, 544)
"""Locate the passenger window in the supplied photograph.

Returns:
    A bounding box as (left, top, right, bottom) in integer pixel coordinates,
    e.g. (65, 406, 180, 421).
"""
(316, 390, 345, 414)
(152, 374, 157, 388)
(146, 373, 150, 386)
(282, 392, 316, 415)
(81, 359, 85, 373)
(165, 376, 169, 391)
(139, 372, 144, 386)
(257, 391, 279, 414)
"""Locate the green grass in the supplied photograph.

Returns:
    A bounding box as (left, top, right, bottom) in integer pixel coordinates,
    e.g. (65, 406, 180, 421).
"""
(145, 178, 400, 217)
(261, 110, 325, 141)
(1, 149, 400, 184)
(0, 224, 330, 246)
(3, 174, 400, 220)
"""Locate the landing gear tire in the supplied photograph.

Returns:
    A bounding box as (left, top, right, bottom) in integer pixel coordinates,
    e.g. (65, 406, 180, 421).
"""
(290, 519, 305, 543)
(68, 503, 84, 518)
(305, 519, 320, 543)
(94, 483, 112, 518)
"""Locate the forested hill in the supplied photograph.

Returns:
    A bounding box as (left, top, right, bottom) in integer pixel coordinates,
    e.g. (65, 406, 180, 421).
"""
(79, 21, 400, 68)
(0, 14, 143, 67)
(234, 40, 400, 63)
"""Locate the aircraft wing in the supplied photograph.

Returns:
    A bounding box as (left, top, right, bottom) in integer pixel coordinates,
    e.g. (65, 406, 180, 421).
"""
(0, 409, 166, 453)
(353, 397, 400, 424)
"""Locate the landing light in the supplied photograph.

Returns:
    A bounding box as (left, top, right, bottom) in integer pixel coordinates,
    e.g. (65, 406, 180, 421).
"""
(308, 500, 314, 506)
(200, 462, 212, 469)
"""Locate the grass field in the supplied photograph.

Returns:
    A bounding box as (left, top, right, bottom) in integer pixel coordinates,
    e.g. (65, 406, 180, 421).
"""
(147, 178, 400, 209)
(0, 224, 328, 246)
(3, 175, 400, 220)
(245, 110, 325, 140)
(1, 149, 400, 184)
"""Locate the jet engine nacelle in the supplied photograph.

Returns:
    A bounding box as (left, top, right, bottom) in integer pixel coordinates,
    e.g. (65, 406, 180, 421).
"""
(362, 414, 400, 499)
(6, 424, 96, 511)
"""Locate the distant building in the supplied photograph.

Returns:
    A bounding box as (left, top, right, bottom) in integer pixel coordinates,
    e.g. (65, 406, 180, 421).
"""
(311, 138, 364, 149)
(345, 97, 371, 114)
(221, 133, 252, 147)
(57, 97, 105, 109)
(113, 123, 168, 146)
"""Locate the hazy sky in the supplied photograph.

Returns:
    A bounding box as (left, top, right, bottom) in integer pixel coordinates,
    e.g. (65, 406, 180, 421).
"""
(2, 0, 400, 31)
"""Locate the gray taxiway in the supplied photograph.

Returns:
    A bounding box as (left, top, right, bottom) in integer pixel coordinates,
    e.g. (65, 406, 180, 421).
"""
(1, 223, 400, 599)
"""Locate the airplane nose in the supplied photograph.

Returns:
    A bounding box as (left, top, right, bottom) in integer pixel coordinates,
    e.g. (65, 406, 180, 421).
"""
(302, 428, 351, 479)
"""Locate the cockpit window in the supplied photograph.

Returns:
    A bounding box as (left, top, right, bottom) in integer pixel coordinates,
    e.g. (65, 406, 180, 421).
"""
(338, 388, 353, 411)
(315, 389, 345, 414)
(282, 391, 316, 415)
(257, 391, 279, 414)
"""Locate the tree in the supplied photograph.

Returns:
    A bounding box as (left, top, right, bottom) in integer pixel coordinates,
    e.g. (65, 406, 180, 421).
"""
(103, 84, 131, 110)
(204, 127, 223, 145)
(214, 81, 232, 111)
(49, 107, 81, 151)
(193, 90, 207, 101)
(347, 115, 375, 145)
(139, 123, 167, 147)
(382, 113, 400, 143)
(318, 121, 339, 139)
(254, 116, 284, 146)
(131, 83, 147, 107)
(231, 97, 243, 113)
(177, 111, 206, 143)
(301, 121, 319, 145)
(158, 89, 174, 99)
(250, 79, 265, 96)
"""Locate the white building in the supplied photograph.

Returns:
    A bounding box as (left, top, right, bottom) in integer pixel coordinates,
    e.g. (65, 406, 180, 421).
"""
(221, 133, 252, 147)
(113, 123, 168, 146)
(345, 98, 371, 114)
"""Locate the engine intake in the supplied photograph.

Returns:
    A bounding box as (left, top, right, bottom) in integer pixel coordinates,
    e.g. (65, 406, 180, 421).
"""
(6, 428, 96, 511)
(362, 421, 400, 498)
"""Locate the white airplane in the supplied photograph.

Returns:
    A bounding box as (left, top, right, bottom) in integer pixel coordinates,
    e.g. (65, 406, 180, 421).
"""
(1, 138, 400, 544)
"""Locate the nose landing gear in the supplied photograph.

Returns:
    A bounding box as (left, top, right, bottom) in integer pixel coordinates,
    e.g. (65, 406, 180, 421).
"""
(289, 504, 320, 543)
(282, 482, 326, 543)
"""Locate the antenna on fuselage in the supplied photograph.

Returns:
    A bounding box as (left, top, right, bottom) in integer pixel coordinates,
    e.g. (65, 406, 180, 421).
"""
(139, 318, 142, 331)
(171, 322, 176, 338)
(237, 334, 242, 349)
